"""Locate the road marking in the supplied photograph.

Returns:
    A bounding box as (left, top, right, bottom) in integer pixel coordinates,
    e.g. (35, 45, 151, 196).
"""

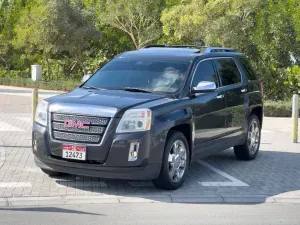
(0, 121, 25, 132)
(56, 181, 108, 188)
(16, 117, 32, 123)
(0, 182, 32, 188)
(0, 140, 5, 168)
(128, 181, 154, 187)
(261, 129, 274, 133)
(197, 160, 249, 187)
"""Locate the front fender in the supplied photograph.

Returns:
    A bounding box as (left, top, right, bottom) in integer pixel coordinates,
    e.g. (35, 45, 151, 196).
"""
(148, 106, 193, 164)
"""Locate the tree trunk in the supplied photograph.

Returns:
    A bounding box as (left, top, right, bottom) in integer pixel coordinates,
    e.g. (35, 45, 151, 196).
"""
(76, 54, 87, 75)
(0, 56, 10, 77)
(45, 53, 51, 81)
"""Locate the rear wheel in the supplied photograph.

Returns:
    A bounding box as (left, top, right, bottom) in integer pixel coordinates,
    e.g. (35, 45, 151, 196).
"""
(41, 168, 65, 177)
(154, 131, 190, 190)
(234, 114, 261, 160)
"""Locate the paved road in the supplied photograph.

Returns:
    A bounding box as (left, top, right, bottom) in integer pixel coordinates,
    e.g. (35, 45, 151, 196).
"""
(0, 203, 300, 225)
(0, 86, 300, 205)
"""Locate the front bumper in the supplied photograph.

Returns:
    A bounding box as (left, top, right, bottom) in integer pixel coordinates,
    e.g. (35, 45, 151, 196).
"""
(34, 156, 160, 180)
(32, 122, 162, 180)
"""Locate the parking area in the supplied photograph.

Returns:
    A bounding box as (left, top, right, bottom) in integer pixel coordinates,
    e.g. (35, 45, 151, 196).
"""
(0, 89, 300, 204)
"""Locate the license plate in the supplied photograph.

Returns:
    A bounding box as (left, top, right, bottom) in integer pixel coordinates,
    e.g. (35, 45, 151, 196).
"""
(62, 144, 86, 161)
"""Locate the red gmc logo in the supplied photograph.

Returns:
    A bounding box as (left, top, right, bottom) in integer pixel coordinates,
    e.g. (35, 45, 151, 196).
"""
(64, 120, 89, 129)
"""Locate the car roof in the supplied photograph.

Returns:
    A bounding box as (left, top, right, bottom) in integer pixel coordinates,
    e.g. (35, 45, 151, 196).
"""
(117, 46, 245, 62)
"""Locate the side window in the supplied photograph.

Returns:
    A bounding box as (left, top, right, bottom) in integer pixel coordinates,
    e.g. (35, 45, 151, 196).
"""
(192, 60, 218, 88)
(214, 58, 241, 86)
(238, 57, 257, 81)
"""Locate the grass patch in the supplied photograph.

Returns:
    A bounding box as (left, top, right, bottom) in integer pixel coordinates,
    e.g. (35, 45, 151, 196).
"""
(0, 77, 80, 92)
(264, 100, 299, 117)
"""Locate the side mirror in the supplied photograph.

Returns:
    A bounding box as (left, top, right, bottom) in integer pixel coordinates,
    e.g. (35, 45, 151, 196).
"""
(82, 74, 92, 83)
(192, 81, 216, 93)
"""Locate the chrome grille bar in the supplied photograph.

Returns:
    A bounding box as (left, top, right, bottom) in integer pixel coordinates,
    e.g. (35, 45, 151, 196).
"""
(52, 122, 104, 134)
(51, 113, 110, 144)
(53, 131, 101, 143)
(52, 114, 108, 126)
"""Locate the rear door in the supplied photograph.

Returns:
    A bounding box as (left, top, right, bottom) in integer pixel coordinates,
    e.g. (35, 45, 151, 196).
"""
(192, 59, 227, 147)
(213, 58, 246, 135)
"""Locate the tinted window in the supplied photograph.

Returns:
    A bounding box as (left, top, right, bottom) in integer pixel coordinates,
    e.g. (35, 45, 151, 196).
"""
(238, 57, 257, 81)
(84, 58, 190, 93)
(192, 60, 218, 88)
(214, 58, 241, 86)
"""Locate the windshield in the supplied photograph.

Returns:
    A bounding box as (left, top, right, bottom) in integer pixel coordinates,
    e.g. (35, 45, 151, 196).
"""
(83, 57, 191, 94)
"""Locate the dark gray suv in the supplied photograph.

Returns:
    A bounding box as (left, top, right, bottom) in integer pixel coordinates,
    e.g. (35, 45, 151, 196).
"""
(32, 46, 263, 190)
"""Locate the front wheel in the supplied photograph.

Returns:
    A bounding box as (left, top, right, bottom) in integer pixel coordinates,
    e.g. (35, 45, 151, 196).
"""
(153, 131, 190, 190)
(234, 114, 261, 160)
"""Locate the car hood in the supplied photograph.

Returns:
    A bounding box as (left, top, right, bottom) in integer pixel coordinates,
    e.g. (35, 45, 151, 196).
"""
(46, 88, 166, 117)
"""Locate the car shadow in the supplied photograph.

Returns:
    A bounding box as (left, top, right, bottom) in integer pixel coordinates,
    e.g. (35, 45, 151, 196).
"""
(52, 147, 300, 205)
(0, 207, 103, 215)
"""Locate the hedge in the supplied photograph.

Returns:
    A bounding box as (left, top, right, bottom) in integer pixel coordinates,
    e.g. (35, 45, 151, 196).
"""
(264, 100, 300, 117)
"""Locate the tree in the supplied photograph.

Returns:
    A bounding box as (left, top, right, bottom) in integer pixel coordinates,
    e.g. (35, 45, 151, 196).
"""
(0, 0, 26, 76)
(161, 0, 300, 100)
(14, 0, 101, 78)
(251, 0, 300, 99)
(96, 0, 164, 49)
(161, 0, 260, 49)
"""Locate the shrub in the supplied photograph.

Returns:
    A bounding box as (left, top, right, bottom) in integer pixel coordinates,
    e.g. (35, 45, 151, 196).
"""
(264, 100, 300, 117)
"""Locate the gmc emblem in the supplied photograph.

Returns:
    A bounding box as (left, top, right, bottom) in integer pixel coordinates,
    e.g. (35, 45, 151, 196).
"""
(64, 120, 89, 129)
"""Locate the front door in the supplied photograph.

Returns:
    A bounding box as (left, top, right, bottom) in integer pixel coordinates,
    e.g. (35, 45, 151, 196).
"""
(192, 59, 227, 149)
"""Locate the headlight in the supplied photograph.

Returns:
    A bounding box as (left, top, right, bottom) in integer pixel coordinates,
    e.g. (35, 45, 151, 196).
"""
(116, 109, 152, 133)
(35, 100, 49, 126)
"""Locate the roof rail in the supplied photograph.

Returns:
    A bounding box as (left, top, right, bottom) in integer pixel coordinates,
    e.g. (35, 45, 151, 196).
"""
(143, 45, 208, 49)
(142, 45, 238, 53)
(202, 47, 236, 53)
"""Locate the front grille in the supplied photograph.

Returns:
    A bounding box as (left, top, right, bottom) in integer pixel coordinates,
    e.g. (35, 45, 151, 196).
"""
(51, 113, 110, 144)
(53, 131, 101, 143)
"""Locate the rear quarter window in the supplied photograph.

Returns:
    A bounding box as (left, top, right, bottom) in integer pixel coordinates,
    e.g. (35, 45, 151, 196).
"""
(238, 57, 257, 81)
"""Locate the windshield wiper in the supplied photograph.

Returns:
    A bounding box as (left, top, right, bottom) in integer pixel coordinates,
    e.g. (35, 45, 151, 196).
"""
(121, 87, 154, 94)
(81, 86, 104, 90)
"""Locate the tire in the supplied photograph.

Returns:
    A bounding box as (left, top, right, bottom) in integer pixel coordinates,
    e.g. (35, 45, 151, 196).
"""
(41, 168, 64, 177)
(234, 114, 261, 161)
(154, 131, 190, 190)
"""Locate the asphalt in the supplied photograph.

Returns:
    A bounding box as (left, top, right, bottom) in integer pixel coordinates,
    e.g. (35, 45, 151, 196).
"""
(0, 203, 299, 225)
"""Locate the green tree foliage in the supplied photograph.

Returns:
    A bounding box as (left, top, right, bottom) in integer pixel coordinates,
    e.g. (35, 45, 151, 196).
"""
(0, 0, 299, 100)
(162, 0, 300, 100)
(13, 0, 100, 78)
(96, 0, 164, 49)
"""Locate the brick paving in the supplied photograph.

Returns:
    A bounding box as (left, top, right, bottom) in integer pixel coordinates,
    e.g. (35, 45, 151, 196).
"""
(0, 90, 300, 203)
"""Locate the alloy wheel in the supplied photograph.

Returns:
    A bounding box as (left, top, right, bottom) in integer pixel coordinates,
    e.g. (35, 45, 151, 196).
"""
(247, 120, 260, 155)
(168, 140, 187, 182)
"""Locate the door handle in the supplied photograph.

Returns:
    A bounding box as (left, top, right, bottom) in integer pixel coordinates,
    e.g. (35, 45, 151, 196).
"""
(241, 88, 247, 93)
(215, 94, 224, 99)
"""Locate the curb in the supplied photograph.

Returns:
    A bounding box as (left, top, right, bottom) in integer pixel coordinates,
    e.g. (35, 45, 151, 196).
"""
(1, 194, 300, 207)
(0, 85, 65, 93)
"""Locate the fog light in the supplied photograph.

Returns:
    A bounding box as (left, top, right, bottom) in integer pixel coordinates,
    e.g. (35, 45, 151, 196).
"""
(128, 142, 139, 161)
(32, 132, 37, 151)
